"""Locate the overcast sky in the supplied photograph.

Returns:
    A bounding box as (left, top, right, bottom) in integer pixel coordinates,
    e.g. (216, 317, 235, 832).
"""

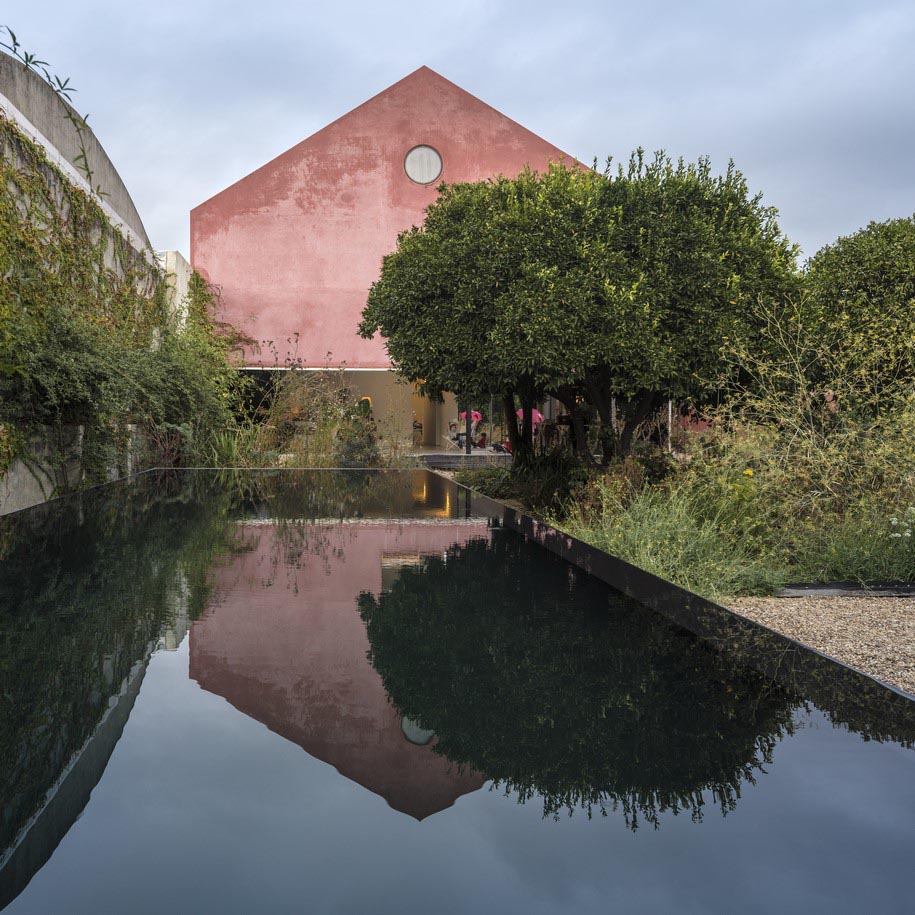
(6, 0, 914, 259)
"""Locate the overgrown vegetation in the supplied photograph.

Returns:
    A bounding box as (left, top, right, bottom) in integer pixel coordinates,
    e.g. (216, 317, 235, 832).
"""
(210, 369, 384, 468)
(0, 114, 246, 485)
(460, 215, 915, 597)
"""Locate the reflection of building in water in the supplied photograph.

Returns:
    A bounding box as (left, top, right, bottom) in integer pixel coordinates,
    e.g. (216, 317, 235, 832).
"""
(189, 519, 489, 820)
(158, 571, 191, 651)
(0, 656, 149, 909)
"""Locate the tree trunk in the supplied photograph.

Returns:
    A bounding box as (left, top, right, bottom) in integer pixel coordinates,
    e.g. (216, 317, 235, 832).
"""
(521, 393, 534, 452)
(569, 408, 592, 466)
(503, 392, 531, 468)
(584, 371, 616, 465)
(503, 392, 521, 449)
(617, 390, 660, 459)
(556, 385, 595, 467)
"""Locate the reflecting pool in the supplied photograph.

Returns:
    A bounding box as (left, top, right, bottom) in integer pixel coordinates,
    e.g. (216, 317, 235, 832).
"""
(1, 470, 913, 913)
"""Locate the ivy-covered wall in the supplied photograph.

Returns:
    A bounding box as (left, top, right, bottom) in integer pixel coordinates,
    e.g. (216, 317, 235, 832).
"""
(0, 113, 245, 510)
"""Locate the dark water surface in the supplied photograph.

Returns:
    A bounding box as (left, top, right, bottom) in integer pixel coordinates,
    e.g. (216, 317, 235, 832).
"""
(1, 470, 913, 914)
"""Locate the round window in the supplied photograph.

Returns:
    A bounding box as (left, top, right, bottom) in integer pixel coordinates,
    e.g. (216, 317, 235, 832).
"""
(404, 145, 443, 185)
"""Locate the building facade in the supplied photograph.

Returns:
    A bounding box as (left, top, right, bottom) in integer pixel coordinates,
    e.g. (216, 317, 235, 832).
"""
(191, 66, 575, 445)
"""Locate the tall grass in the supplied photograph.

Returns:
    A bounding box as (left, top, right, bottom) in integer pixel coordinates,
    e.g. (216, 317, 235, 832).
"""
(560, 468, 915, 599)
(562, 480, 785, 600)
(469, 299, 915, 597)
(207, 426, 262, 467)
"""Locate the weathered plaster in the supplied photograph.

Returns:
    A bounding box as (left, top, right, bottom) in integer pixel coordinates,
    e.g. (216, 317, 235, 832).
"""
(191, 66, 577, 369)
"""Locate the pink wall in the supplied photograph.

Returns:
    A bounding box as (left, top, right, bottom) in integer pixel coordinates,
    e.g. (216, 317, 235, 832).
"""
(190, 67, 576, 368)
(189, 520, 490, 820)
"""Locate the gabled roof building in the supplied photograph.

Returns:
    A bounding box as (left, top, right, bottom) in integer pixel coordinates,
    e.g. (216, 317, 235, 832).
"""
(191, 66, 574, 444)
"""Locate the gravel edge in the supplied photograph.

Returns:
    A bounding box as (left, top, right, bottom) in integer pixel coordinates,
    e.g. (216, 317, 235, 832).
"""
(727, 595, 915, 696)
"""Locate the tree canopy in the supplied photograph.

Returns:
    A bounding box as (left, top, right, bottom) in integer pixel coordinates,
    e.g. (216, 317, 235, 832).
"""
(800, 213, 915, 414)
(360, 153, 798, 463)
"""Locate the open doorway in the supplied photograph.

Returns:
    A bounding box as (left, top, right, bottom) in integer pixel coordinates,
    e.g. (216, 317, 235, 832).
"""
(411, 387, 438, 446)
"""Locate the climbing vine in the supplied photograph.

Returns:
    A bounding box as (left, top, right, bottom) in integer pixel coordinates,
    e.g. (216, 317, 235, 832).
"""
(0, 114, 246, 485)
(1, 24, 106, 195)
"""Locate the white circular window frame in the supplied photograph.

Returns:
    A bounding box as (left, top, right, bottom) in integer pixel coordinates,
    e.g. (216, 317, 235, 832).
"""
(404, 145, 443, 185)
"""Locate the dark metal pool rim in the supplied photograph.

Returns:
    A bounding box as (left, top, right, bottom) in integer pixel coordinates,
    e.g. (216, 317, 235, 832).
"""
(453, 489, 915, 754)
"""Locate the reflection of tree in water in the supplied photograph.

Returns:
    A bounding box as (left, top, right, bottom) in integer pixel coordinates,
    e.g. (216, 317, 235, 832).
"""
(359, 532, 799, 829)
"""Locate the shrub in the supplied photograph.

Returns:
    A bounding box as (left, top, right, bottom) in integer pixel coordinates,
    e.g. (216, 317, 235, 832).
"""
(456, 447, 590, 515)
(250, 369, 382, 468)
(333, 415, 382, 468)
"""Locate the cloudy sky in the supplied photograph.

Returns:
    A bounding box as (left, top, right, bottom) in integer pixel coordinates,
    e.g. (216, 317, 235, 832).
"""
(5, 0, 914, 259)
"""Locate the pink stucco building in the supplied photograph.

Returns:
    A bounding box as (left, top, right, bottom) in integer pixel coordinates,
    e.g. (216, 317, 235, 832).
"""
(191, 66, 574, 444)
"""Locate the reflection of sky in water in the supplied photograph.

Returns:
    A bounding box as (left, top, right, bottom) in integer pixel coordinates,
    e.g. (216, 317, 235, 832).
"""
(9, 639, 913, 915)
(1, 471, 914, 914)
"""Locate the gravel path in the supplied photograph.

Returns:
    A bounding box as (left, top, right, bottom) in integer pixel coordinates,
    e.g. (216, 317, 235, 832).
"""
(727, 596, 915, 697)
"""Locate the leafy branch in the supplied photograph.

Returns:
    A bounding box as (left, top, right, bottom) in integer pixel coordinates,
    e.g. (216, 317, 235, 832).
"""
(1, 25, 107, 197)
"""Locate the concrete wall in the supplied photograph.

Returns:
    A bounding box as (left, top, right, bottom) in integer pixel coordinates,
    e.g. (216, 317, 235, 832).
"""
(0, 430, 83, 516)
(0, 458, 57, 516)
(191, 66, 577, 369)
(0, 49, 150, 251)
(0, 425, 153, 517)
(342, 369, 412, 442)
(0, 53, 174, 513)
(158, 249, 193, 327)
(338, 371, 458, 447)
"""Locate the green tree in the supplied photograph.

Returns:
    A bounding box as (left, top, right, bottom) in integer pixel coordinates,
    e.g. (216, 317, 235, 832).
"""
(360, 164, 615, 464)
(360, 155, 797, 466)
(581, 153, 798, 460)
(801, 214, 915, 415)
(359, 177, 526, 459)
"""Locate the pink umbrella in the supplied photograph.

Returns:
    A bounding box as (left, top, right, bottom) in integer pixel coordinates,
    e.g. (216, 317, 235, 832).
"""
(516, 408, 545, 425)
(460, 410, 483, 422)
